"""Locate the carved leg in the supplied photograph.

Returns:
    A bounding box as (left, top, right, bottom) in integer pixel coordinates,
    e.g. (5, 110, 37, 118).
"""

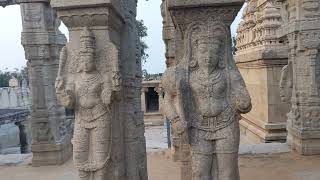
(215, 153, 239, 180)
(214, 122, 240, 180)
(91, 119, 112, 180)
(190, 129, 214, 180)
(191, 152, 212, 180)
(72, 124, 90, 177)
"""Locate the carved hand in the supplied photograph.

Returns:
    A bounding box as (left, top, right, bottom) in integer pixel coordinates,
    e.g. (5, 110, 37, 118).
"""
(172, 119, 188, 135)
(236, 96, 252, 114)
(55, 76, 65, 92)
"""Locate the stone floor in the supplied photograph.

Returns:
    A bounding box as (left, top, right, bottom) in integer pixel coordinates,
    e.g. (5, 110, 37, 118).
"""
(0, 126, 319, 180)
(0, 151, 320, 180)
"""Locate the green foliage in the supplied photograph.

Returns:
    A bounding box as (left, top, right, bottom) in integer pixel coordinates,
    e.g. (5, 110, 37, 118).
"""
(136, 19, 149, 64)
(0, 67, 29, 87)
(0, 70, 11, 87)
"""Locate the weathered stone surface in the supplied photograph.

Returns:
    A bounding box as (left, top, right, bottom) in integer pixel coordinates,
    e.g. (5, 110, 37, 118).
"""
(235, 0, 290, 143)
(19, 1, 72, 166)
(51, 0, 147, 179)
(0, 86, 30, 109)
(161, 1, 251, 180)
(278, 0, 320, 155)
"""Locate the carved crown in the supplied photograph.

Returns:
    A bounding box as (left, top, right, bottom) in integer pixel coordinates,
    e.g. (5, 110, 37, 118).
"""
(80, 27, 95, 54)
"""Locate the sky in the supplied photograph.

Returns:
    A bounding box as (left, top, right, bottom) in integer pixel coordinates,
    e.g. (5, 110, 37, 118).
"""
(0, 1, 243, 73)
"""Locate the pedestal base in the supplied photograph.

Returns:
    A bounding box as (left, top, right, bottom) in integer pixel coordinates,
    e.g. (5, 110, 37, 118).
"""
(240, 118, 287, 143)
(31, 137, 72, 167)
(287, 127, 320, 155)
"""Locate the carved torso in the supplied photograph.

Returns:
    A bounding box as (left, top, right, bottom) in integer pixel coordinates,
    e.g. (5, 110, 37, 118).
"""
(76, 73, 102, 108)
(74, 73, 108, 124)
(190, 69, 228, 117)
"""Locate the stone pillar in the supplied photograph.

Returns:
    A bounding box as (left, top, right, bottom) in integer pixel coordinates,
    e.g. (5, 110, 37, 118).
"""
(164, 1, 247, 180)
(235, 0, 290, 143)
(15, 122, 28, 154)
(278, 0, 320, 155)
(20, 0, 72, 166)
(51, 0, 148, 179)
(141, 87, 148, 113)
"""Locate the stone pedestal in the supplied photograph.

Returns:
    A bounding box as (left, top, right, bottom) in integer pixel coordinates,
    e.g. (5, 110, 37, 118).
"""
(278, 0, 320, 155)
(51, 0, 147, 179)
(235, 0, 290, 143)
(19, 0, 72, 166)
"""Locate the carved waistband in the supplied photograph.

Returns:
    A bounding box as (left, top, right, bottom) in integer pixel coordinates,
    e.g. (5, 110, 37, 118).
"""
(191, 106, 236, 132)
(77, 104, 109, 123)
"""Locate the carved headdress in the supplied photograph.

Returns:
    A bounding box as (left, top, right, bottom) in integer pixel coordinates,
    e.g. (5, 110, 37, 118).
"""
(80, 27, 95, 55)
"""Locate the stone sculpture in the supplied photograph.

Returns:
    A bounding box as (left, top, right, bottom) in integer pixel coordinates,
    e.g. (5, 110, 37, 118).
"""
(280, 62, 293, 103)
(55, 28, 118, 180)
(52, 0, 148, 178)
(161, 2, 252, 179)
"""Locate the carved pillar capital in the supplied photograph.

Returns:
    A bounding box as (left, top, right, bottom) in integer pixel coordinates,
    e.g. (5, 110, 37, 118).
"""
(51, 0, 124, 31)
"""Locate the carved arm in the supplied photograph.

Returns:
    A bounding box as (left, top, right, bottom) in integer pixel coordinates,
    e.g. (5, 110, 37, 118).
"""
(229, 69, 252, 114)
(55, 46, 75, 109)
(55, 78, 76, 109)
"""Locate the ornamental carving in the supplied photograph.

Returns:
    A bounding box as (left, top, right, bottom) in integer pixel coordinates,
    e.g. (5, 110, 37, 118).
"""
(56, 27, 121, 179)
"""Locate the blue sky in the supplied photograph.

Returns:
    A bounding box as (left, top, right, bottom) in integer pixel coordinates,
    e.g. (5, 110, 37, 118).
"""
(0, 1, 243, 73)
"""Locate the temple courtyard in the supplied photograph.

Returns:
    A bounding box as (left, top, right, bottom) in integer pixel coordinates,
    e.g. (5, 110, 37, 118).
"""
(1, 149, 320, 180)
(0, 126, 319, 180)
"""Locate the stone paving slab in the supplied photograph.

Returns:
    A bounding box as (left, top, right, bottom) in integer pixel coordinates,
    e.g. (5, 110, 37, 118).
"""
(239, 143, 291, 155)
(0, 154, 31, 166)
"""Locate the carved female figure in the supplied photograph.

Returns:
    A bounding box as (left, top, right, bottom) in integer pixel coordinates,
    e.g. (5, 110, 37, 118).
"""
(55, 28, 115, 180)
(161, 24, 251, 180)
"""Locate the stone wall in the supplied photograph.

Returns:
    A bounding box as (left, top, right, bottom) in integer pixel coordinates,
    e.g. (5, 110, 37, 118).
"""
(0, 86, 31, 109)
(0, 123, 20, 154)
(236, 0, 290, 143)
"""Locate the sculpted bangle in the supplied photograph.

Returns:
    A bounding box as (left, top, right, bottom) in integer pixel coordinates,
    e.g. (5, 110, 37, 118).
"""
(170, 116, 180, 123)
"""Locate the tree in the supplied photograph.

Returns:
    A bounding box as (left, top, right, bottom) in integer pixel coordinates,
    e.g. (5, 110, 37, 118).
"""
(136, 19, 149, 64)
(0, 67, 29, 87)
(0, 70, 11, 87)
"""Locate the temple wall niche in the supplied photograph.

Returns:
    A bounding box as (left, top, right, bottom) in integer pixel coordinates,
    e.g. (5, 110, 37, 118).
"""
(235, 0, 290, 143)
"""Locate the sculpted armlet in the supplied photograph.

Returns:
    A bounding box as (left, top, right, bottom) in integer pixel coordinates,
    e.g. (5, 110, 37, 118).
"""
(101, 82, 113, 106)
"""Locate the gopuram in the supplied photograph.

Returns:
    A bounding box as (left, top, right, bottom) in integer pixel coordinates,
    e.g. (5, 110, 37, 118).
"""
(236, 0, 290, 143)
(51, 0, 148, 179)
(161, 0, 252, 180)
(278, 0, 320, 155)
